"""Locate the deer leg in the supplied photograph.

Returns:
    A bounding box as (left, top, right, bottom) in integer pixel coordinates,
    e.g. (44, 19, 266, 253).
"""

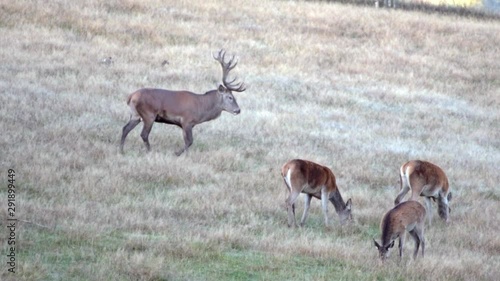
(424, 197, 434, 226)
(176, 125, 193, 156)
(395, 176, 410, 205)
(398, 235, 405, 261)
(140, 118, 154, 152)
(286, 191, 301, 227)
(299, 194, 312, 227)
(120, 118, 141, 153)
(437, 193, 450, 223)
(408, 229, 421, 259)
(418, 226, 425, 258)
(321, 187, 329, 227)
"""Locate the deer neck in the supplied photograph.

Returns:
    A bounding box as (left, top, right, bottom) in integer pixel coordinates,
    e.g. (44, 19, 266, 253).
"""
(329, 188, 347, 215)
(197, 90, 223, 123)
(380, 214, 394, 247)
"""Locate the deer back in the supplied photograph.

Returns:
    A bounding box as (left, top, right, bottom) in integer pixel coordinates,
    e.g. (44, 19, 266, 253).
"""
(380, 201, 426, 245)
(282, 159, 336, 195)
(404, 160, 449, 199)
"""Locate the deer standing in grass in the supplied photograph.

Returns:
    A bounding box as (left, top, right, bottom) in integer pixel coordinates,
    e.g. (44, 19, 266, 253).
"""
(374, 200, 426, 262)
(281, 159, 352, 228)
(120, 49, 246, 156)
(395, 160, 452, 225)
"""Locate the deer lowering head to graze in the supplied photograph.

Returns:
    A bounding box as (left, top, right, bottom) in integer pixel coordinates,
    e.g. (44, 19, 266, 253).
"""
(395, 160, 452, 225)
(374, 200, 426, 262)
(120, 49, 246, 156)
(281, 159, 352, 228)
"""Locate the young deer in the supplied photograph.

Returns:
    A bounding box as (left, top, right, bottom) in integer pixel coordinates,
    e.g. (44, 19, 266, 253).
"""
(281, 159, 352, 228)
(395, 160, 452, 224)
(374, 200, 426, 262)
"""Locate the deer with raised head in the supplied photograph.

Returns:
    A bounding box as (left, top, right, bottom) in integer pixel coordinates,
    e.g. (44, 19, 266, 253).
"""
(120, 49, 246, 156)
(374, 200, 426, 262)
(281, 159, 353, 228)
(395, 160, 452, 225)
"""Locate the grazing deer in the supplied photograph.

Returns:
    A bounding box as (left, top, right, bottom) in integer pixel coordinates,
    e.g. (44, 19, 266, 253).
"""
(374, 200, 426, 262)
(281, 159, 352, 228)
(395, 160, 452, 224)
(120, 49, 246, 156)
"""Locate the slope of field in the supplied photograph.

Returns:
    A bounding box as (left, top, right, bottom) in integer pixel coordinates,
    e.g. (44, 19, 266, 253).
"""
(1, 0, 499, 280)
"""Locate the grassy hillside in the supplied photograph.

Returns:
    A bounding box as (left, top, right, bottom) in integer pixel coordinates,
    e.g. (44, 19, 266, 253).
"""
(1, 0, 499, 280)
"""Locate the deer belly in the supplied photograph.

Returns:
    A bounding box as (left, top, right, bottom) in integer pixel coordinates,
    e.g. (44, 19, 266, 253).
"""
(405, 222, 417, 231)
(302, 184, 322, 195)
(420, 185, 440, 198)
(155, 116, 182, 127)
(155, 114, 183, 127)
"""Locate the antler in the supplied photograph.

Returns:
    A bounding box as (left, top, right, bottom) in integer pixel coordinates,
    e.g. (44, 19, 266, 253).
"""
(213, 49, 246, 92)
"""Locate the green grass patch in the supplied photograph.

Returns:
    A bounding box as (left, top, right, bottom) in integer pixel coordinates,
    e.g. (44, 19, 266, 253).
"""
(6, 228, 123, 280)
(178, 249, 372, 281)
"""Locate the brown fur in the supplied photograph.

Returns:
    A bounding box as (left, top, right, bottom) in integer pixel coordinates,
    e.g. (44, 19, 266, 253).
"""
(395, 160, 451, 224)
(281, 159, 352, 228)
(120, 50, 245, 156)
(374, 201, 426, 262)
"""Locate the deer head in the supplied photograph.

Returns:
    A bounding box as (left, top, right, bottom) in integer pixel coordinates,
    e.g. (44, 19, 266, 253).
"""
(213, 49, 246, 115)
(373, 239, 395, 261)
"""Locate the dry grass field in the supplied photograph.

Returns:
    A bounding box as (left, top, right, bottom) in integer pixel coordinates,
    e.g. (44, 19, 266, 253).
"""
(1, 0, 499, 280)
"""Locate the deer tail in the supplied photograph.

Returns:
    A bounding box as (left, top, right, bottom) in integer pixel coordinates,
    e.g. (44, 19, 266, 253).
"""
(405, 163, 416, 193)
(281, 164, 293, 192)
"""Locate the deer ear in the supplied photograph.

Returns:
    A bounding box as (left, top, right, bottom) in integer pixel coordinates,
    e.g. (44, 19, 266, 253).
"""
(374, 239, 381, 249)
(387, 240, 395, 249)
(218, 84, 225, 92)
(447, 192, 452, 201)
(345, 198, 352, 211)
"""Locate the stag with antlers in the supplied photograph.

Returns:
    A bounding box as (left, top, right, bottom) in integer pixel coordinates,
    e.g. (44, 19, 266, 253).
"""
(120, 49, 246, 156)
